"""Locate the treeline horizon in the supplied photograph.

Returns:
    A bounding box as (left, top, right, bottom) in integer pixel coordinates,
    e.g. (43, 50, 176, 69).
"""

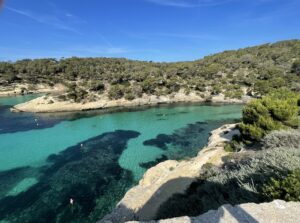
(1, 39, 300, 63)
(1, 39, 299, 102)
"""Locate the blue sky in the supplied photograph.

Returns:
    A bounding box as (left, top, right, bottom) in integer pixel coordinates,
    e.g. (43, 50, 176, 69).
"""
(0, 0, 300, 62)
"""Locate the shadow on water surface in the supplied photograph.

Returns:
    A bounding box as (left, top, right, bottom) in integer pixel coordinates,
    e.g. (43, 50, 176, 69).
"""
(0, 101, 241, 134)
(0, 130, 140, 223)
(139, 155, 168, 169)
(0, 101, 149, 134)
(139, 120, 233, 170)
(0, 105, 66, 134)
(0, 103, 150, 134)
(141, 120, 239, 160)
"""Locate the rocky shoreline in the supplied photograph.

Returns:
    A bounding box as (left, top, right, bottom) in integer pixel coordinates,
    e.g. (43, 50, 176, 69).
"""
(11, 92, 249, 113)
(127, 200, 300, 223)
(98, 124, 239, 223)
(0, 83, 65, 98)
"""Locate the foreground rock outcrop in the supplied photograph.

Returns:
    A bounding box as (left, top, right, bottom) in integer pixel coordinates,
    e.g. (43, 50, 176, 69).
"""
(99, 124, 239, 223)
(128, 200, 300, 223)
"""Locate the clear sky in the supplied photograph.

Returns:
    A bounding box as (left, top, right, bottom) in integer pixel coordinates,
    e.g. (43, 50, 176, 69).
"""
(0, 0, 299, 62)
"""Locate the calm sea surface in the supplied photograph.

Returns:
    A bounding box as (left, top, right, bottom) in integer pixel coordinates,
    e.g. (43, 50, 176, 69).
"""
(0, 95, 242, 223)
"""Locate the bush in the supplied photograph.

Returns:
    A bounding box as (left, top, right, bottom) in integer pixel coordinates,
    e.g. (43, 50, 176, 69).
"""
(239, 123, 265, 141)
(124, 87, 136, 100)
(108, 85, 125, 100)
(66, 83, 88, 102)
(141, 78, 157, 94)
(165, 78, 181, 92)
(263, 170, 300, 202)
(242, 100, 269, 125)
(89, 81, 105, 93)
(262, 130, 300, 150)
(291, 59, 300, 76)
(224, 89, 244, 99)
(224, 139, 243, 152)
(239, 89, 300, 142)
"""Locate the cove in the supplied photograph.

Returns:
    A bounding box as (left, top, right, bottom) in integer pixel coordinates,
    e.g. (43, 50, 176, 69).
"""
(0, 95, 242, 222)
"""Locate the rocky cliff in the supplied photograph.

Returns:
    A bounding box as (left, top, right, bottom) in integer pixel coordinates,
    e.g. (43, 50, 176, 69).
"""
(99, 124, 239, 223)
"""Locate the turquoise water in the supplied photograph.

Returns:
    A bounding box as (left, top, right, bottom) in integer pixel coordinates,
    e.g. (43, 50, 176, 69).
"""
(0, 95, 242, 222)
(0, 94, 42, 106)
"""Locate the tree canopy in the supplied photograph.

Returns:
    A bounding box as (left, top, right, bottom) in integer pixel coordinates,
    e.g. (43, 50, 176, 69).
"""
(1, 40, 300, 101)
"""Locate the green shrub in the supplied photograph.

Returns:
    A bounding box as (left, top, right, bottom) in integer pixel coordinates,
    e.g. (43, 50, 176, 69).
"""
(66, 83, 88, 102)
(224, 143, 235, 152)
(224, 89, 244, 99)
(224, 140, 243, 152)
(291, 59, 300, 76)
(263, 170, 300, 202)
(89, 81, 105, 93)
(141, 78, 157, 94)
(124, 88, 136, 101)
(242, 100, 269, 124)
(108, 85, 125, 100)
(165, 78, 181, 92)
(239, 123, 264, 141)
(211, 84, 222, 95)
(239, 89, 299, 142)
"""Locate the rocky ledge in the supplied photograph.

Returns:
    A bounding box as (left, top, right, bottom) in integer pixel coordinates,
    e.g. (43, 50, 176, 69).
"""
(98, 124, 239, 223)
(128, 200, 300, 223)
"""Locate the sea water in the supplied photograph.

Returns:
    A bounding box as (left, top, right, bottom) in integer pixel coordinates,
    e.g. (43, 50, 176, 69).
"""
(0, 95, 242, 222)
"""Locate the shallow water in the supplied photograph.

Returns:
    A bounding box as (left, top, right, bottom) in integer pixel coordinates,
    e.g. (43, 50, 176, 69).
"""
(0, 95, 242, 223)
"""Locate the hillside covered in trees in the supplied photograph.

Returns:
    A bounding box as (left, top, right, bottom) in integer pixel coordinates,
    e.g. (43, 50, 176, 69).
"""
(0, 40, 300, 102)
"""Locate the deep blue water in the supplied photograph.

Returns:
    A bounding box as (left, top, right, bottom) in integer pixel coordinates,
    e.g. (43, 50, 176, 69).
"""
(0, 95, 242, 223)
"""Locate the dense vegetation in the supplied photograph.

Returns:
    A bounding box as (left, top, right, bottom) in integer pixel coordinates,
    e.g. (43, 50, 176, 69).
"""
(1, 40, 300, 102)
(239, 89, 300, 142)
(223, 88, 300, 152)
(263, 169, 300, 202)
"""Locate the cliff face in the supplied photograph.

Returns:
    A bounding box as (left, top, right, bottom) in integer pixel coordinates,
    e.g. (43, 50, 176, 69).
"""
(99, 124, 239, 223)
(127, 200, 300, 223)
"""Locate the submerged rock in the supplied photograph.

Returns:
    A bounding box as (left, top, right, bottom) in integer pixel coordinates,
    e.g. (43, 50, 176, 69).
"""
(0, 130, 140, 223)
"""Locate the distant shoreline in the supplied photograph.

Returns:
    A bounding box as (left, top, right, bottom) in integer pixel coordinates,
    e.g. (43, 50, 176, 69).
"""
(10, 91, 249, 113)
(0, 83, 65, 98)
